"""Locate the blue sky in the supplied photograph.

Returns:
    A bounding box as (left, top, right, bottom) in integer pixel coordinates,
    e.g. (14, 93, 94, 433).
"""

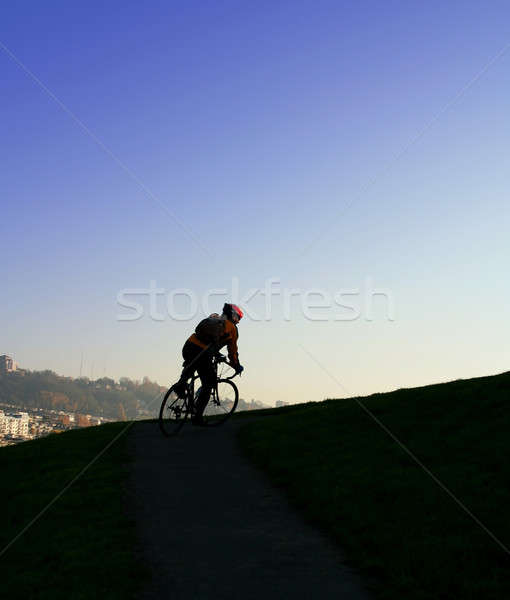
(2, 1, 510, 405)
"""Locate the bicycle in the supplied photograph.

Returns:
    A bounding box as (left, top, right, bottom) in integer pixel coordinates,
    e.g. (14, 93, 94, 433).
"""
(159, 352, 240, 436)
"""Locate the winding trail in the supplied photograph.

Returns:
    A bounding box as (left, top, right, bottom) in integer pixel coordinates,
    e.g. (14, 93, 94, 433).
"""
(128, 419, 372, 599)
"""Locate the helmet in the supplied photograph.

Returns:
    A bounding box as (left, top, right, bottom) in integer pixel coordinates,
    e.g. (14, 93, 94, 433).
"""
(223, 303, 243, 322)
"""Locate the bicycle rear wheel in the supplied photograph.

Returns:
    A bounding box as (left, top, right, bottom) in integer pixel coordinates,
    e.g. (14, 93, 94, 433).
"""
(202, 379, 239, 426)
(159, 385, 190, 436)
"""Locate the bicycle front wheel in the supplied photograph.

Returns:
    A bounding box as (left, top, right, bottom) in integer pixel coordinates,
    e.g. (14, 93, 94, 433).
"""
(159, 385, 189, 436)
(202, 379, 239, 426)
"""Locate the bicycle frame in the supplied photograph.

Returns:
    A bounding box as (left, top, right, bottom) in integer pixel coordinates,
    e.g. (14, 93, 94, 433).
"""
(159, 352, 240, 436)
(186, 353, 238, 413)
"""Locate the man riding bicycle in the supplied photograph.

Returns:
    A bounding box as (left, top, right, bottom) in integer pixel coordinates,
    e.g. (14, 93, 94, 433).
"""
(175, 303, 244, 425)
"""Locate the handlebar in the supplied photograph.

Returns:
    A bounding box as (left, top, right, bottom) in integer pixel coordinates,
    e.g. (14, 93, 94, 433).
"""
(215, 353, 241, 379)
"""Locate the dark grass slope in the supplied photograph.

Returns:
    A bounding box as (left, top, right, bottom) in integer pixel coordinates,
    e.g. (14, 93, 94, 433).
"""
(238, 371, 510, 600)
(0, 423, 145, 600)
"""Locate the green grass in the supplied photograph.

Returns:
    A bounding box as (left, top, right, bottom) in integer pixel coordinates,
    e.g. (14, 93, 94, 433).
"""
(238, 371, 510, 599)
(0, 423, 145, 599)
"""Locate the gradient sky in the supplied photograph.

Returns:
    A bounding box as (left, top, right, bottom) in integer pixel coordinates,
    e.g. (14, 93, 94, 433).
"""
(2, 1, 510, 406)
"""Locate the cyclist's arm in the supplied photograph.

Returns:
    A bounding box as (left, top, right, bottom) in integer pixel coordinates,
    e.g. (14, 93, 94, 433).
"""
(224, 321, 240, 367)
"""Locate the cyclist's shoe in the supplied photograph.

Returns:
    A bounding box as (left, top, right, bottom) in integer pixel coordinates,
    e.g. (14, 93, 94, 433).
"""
(173, 381, 186, 399)
(191, 415, 205, 426)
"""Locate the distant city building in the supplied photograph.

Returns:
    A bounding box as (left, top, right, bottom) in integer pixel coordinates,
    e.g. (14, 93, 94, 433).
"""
(58, 414, 71, 426)
(275, 401, 289, 408)
(75, 414, 91, 427)
(0, 411, 29, 437)
(0, 355, 16, 374)
(0, 405, 110, 447)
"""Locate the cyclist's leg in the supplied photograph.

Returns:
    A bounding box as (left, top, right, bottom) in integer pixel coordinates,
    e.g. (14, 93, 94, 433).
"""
(174, 341, 200, 397)
(193, 352, 216, 421)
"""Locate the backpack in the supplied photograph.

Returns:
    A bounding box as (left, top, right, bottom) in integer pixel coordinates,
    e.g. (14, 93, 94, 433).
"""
(195, 313, 226, 344)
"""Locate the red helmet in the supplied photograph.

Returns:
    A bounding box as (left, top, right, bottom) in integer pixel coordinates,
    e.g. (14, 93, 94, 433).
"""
(231, 304, 243, 320)
(223, 303, 243, 321)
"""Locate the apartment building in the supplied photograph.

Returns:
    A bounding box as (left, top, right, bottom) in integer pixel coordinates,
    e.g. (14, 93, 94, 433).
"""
(0, 355, 16, 373)
(0, 411, 30, 437)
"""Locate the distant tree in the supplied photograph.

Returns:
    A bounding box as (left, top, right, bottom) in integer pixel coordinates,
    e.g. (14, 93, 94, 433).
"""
(119, 377, 136, 391)
(0, 368, 158, 419)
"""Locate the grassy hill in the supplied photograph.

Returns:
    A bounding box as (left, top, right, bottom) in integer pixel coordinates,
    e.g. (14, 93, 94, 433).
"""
(2, 370, 509, 599)
(0, 422, 145, 599)
(238, 370, 510, 599)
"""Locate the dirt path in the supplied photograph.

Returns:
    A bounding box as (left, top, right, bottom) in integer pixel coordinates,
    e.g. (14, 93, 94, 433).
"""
(128, 420, 373, 599)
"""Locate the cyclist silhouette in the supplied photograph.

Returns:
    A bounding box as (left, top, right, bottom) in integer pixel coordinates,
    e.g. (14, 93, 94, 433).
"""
(175, 303, 244, 425)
